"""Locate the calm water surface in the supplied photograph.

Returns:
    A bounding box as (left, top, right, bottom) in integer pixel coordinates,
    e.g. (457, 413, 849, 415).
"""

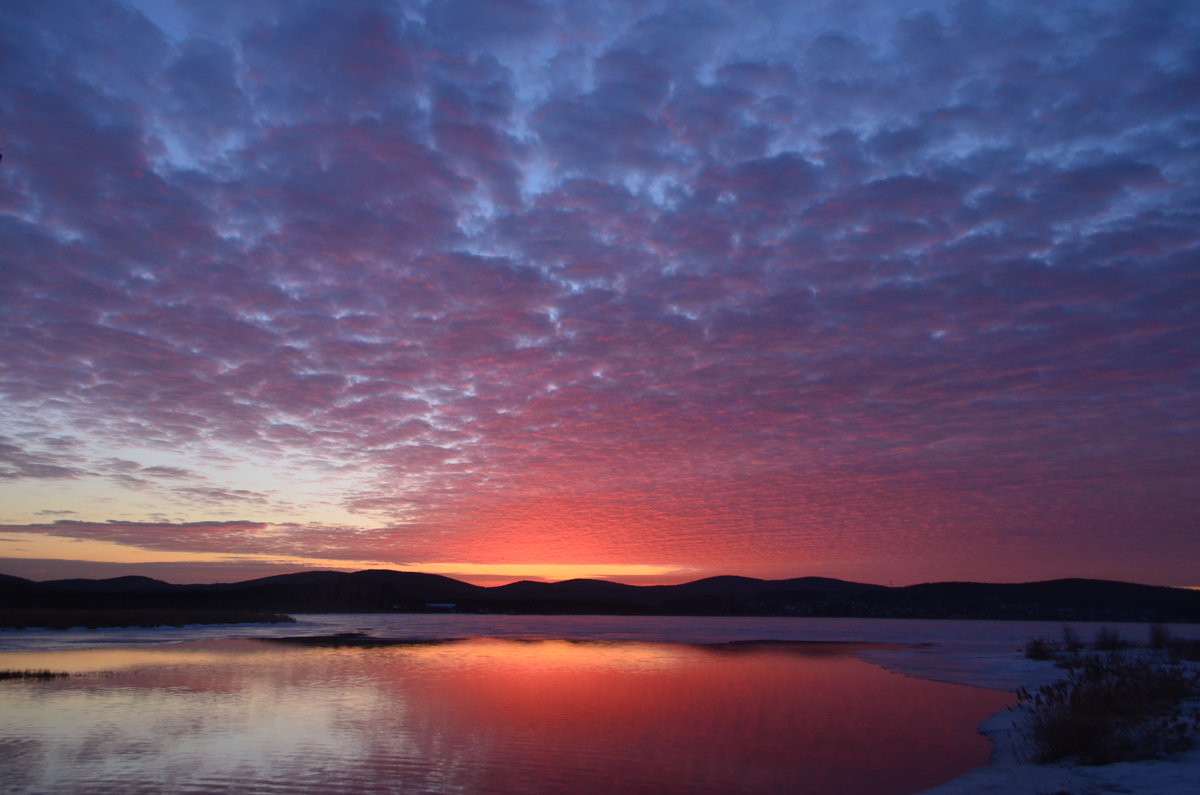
(0, 636, 1011, 794)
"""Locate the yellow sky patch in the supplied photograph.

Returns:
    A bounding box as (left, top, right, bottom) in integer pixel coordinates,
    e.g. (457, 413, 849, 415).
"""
(0, 533, 685, 584)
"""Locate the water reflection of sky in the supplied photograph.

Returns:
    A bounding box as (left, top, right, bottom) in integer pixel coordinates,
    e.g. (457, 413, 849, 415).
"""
(0, 638, 1012, 794)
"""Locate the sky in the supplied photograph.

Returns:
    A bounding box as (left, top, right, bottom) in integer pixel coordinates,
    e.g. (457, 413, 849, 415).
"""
(1, 0, 1197, 587)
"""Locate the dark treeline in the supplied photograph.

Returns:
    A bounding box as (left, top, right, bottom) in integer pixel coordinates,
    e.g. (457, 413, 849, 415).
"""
(3, 570, 1200, 624)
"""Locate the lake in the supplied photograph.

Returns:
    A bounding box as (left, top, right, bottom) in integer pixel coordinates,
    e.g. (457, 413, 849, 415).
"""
(16, 614, 1187, 794)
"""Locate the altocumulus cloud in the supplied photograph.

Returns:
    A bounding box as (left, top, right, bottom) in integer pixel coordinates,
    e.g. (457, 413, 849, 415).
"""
(0, 0, 1197, 585)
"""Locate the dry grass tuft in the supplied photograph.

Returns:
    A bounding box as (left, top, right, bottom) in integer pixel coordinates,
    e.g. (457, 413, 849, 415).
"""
(1015, 655, 1200, 765)
(0, 669, 69, 681)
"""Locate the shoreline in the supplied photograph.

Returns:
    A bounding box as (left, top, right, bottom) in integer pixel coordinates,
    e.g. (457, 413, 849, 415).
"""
(921, 703, 1200, 795)
(858, 645, 1200, 795)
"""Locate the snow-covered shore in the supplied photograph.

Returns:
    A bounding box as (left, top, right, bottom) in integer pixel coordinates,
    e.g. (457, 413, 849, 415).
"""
(860, 643, 1200, 795)
(921, 708, 1200, 795)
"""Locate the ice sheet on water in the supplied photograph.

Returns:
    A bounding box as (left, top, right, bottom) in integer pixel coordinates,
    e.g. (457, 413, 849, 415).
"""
(4, 613, 1196, 659)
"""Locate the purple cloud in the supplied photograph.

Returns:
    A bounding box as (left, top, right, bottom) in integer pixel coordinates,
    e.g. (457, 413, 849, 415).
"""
(0, 0, 1197, 586)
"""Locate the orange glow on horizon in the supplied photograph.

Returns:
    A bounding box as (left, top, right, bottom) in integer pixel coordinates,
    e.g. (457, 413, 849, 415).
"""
(411, 561, 694, 585)
(0, 532, 693, 585)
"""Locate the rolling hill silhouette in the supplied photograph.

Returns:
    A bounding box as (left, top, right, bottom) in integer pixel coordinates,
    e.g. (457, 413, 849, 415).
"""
(3, 570, 1199, 622)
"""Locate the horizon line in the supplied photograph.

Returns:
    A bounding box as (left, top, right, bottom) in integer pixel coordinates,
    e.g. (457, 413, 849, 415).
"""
(5, 565, 1196, 591)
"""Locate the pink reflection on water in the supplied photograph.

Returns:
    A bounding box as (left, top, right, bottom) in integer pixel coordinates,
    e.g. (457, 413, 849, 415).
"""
(0, 638, 1012, 794)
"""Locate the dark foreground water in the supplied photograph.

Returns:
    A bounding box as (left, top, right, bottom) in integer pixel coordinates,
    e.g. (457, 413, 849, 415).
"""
(0, 635, 1011, 794)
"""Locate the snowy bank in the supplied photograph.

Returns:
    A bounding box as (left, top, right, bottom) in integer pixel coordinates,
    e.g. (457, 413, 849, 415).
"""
(920, 706, 1200, 795)
(860, 643, 1200, 795)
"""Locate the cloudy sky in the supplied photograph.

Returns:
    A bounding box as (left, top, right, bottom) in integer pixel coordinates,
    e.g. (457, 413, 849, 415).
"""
(1, 0, 1197, 586)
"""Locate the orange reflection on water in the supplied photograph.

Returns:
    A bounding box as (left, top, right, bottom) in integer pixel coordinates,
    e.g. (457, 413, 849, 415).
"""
(0, 638, 262, 675)
(0, 638, 1012, 794)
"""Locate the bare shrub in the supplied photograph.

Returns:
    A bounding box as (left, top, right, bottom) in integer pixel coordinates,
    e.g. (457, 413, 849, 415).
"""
(1015, 656, 1200, 765)
(1092, 626, 1127, 651)
(1148, 623, 1174, 650)
(1170, 639, 1200, 663)
(1024, 637, 1055, 660)
(1060, 625, 1083, 653)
